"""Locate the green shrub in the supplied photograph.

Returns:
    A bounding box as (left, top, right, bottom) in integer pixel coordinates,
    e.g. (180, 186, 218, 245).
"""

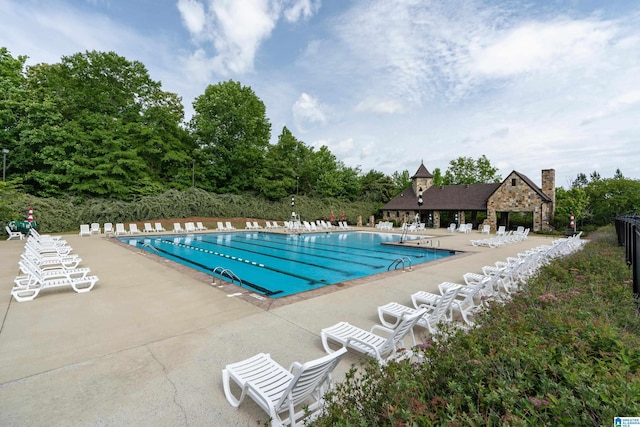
(5, 189, 380, 233)
(313, 227, 640, 426)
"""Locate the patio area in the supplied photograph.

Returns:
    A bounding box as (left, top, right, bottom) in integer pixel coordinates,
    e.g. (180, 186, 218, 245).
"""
(0, 225, 556, 426)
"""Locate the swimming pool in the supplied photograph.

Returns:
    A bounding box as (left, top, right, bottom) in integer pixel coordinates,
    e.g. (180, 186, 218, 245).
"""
(123, 231, 456, 298)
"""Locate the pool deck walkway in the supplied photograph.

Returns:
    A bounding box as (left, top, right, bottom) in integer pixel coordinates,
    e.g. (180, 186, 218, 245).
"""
(0, 227, 558, 426)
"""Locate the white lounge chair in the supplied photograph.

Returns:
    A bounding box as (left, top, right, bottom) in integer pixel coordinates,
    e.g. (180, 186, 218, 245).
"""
(222, 348, 346, 427)
(13, 259, 98, 302)
(25, 239, 72, 256)
(173, 223, 184, 233)
(5, 226, 24, 240)
(115, 223, 128, 236)
(29, 228, 64, 243)
(481, 224, 490, 234)
(411, 284, 484, 327)
(271, 221, 281, 229)
(21, 249, 82, 270)
(252, 221, 262, 229)
(90, 223, 101, 235)
(496, 225, 506, 236)
(245, 221, 255, 230)
(321, 307, 427, 364)
(154, 222, 166, 232)
(185, 222, 196, 232)
(225, 221, 236, 230)
(104, 223, 114, 236)
(128, 223, 141, 234)
(196, 222, 207, 231)
(447, 223, 457, 232)
(79, 224, 91, 236)
(217, 221, 226, 231)
(377, 288, 461, 335)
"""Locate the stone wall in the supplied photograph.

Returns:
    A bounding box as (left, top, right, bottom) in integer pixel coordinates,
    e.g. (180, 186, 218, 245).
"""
(487, 171, 554, 232)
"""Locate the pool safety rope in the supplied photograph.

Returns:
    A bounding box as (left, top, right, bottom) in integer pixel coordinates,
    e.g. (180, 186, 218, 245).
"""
(142, 241, 282, 296)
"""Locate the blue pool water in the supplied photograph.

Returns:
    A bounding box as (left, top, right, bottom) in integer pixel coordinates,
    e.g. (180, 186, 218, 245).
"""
(123, 231, 455, 298)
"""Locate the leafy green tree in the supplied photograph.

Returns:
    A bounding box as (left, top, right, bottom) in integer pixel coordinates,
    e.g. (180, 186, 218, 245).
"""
(359, 169, 396, 203)
(391, 169, 411, 193)
(443, 155, 501, 185)
(0, 48, 27, 165)
(254, 126, 310, 199)
(585, 177, 640, 224)
(572, 173, 588, 189)
(190, 80, 271, 193)
(432, 167, 444, 186)
(11, 50, 190, 198)
(555, 186, 591, 229)
(613, 168, 624, 179)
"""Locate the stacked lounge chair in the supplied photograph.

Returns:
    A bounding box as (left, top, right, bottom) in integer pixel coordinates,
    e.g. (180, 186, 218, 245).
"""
(11, 229, 99, 302)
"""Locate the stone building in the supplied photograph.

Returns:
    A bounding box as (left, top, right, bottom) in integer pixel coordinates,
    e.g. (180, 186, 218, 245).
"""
(380, 162, 555, 232)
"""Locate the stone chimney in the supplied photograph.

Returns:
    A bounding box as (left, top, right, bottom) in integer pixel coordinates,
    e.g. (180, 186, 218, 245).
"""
(541, 169, 555, 212)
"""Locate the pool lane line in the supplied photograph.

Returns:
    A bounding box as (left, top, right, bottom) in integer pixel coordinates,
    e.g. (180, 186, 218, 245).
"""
(262, 232, 429, 259)
(154, 239, 331, 285)
(235, 234, 404, 263)
(200, 236, 387, 270)
(141, 243, 282, 296)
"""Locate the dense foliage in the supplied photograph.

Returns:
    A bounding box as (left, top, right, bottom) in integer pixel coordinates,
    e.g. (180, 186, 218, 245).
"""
(1, 186, 380, 233)
(313, 228, 640, 426)
(0, 48, 401, 203)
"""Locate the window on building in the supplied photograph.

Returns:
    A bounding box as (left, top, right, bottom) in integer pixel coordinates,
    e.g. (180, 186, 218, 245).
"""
(511, 178, 517, 186)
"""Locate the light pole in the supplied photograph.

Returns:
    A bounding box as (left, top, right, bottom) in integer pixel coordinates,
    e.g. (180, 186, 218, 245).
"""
(2, 148, 8, 182)
(296, 176, 299, 196)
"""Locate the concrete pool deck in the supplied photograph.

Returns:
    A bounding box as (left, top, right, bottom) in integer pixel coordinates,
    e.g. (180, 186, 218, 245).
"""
(0, 227, 558, 426)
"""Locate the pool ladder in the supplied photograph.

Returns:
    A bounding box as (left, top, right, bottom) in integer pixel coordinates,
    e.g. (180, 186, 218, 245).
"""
(140, 242, 159, 254)
(388, 256, 412, 271)
(212, 266, 243, 287)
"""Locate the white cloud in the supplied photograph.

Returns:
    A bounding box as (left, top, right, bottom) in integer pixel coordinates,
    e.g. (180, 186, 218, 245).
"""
(355, 98, 403, 114)
(176, 0, 321, 77)
(177, 0, 206, 36)
(292, 93, 327, 132)
(470, 19, 614, 78)
(283, 0, 320, 22)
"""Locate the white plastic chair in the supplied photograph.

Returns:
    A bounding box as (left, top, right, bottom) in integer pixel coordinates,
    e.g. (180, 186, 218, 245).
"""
(79, 224, 91, 236)
(5, 226, 24, 240)
(321, 307, 427, 363)
(90, 223, 101, 235)
(222, 348, 347, 427)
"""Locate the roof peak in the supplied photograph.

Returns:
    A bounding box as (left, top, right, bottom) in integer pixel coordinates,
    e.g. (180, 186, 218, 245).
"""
(411, 162, 433, 179)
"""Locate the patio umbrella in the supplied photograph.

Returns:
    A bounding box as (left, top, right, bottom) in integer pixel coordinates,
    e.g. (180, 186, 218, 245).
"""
(27, 206, 34, 223)
(330, 211, 334, 222)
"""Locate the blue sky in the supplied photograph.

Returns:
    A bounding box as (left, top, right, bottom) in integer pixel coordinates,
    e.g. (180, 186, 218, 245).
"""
(2, 0, 640, 188)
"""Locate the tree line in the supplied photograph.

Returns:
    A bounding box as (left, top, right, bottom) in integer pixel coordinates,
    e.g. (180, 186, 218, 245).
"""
(0, 48, 409, 202)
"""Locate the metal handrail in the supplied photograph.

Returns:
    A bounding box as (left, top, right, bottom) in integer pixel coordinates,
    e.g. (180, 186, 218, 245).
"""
(387, 256, 412, 272)
(212, 266, 243, 287)
(140, 242, 159, 253)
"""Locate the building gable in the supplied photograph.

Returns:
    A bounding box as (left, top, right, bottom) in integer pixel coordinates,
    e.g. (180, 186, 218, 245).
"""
(488, 170, 552, 212)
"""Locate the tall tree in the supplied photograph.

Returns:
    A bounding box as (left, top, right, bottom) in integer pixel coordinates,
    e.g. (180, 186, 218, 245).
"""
(391, 169, 411, 193)
(443, 155, 501, 185)
(0, 48, 27, 166)
(255, 126, 310, 199)
(190, 80, 271, 193)
(11, 50, 190, 198)
(360, 169, 395, 203)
